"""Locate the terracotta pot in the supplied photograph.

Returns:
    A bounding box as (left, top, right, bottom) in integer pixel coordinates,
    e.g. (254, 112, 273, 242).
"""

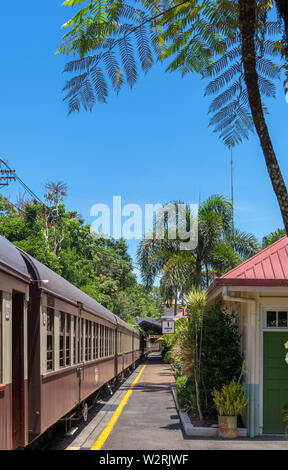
(218, 416, 238, 438)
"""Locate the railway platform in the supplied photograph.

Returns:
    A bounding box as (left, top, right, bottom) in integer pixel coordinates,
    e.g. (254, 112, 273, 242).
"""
(63, 353, 287, 451)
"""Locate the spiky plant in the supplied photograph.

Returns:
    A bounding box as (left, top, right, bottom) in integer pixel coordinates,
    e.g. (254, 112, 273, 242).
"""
(172, 319, 195, 376)
(184, 287, 207, 421)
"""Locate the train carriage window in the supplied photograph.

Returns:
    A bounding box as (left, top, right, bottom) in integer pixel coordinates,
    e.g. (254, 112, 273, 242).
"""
(94, 323, 98, 359)
(79, 318, 84, 363)
(91, 322, 94, 360)
(81, 318, 84, 362)
(97, 324, 100, 358)
(47, 308, 54, 371)
(104, 326, 107, 357)
(98, 325, 102, 357)
(73, 316, 76, 365)
(93, 323, 97, 359)
(104, 327, 107, 356)
(85, 320, 88, 361)
(103, 325, 105, 357)
(100, 325, 104, 358)
(119, 331, 122, 354)
(88, 321, 91, 361)
(66, 315, 71, 366)
(60, 313, 65, 368)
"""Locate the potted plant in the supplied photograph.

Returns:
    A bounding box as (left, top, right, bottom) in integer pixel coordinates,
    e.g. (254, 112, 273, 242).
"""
(212, 379, 248, 438)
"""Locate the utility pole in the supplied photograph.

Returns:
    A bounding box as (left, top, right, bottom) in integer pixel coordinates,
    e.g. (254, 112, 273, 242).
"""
(0, 158, 16, 188)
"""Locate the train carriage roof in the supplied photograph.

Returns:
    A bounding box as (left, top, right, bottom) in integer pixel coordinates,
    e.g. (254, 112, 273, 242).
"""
(115, 315, 138, 334)
(20, 248, 138, 333)
(20, 250, 117, 324)
(0, 236, 30, 282)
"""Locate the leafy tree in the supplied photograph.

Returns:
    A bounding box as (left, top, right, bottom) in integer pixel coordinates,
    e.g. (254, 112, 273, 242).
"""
(0, 190, 161, 323)
(262, 227, 286, 248)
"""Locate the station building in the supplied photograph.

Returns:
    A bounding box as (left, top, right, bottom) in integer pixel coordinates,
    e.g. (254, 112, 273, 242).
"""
(207, 236, 288, 436)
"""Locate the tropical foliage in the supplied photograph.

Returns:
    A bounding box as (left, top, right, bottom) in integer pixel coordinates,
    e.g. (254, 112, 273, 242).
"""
(164, 303, 243, 416)
(137, 195, 259, 309)
(58, 0, 288, 233)
(212, 379, 248, 416)
(58, 0, 287, 147)
(176, 375, 197, 412)
(184, 287, 207, 420)
(262, 227, 286, 248)
(0, 188, 161, 324)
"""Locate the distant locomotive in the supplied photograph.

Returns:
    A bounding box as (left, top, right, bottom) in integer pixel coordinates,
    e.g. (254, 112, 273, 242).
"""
(0, 236, 143, 450)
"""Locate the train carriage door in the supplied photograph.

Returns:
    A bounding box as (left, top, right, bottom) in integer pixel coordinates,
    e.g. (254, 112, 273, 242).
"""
(12, 292, 25, 449)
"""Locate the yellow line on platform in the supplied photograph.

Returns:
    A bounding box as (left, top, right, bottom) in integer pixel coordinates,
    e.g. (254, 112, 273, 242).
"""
(90, 364, 146, 450)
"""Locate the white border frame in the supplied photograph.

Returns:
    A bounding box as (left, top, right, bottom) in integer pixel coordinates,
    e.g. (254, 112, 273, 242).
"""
(259, 305, 288, 434)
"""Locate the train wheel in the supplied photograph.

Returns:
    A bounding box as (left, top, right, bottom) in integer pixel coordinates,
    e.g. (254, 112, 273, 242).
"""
(82, 402, 88, 422)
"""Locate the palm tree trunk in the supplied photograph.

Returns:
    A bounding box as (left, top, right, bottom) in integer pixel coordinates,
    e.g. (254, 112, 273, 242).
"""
(195, 252, 202, 287)
(194, 321, 203, 421)
(205, 263, 209, 288)
(239, 0, 288, 234)
(174, 287, 178, 316)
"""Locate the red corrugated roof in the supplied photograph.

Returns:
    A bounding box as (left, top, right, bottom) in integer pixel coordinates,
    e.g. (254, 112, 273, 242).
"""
(221, 236, 288, 280)
(208, 236, 288, 291)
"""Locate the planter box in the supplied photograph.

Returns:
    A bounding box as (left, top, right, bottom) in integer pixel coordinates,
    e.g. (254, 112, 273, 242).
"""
(171, 385, 248, 438)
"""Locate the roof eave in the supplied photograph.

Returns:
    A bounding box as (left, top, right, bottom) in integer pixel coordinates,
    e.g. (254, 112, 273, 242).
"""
(208, 278, 288, 295)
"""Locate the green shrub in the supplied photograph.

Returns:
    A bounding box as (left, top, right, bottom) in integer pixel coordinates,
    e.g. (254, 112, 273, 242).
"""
(176, 376, 197, 412)
(174, 303, 243, 415)
(200, 303, 243, 413)
(163, 349, 173, 363)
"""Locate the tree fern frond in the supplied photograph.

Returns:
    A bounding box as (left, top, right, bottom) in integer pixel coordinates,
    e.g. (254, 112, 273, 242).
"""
(119, 36, 137, 87)
(256, 56, 280, 79)
(205, 62, 241, 95)
(90, 66, 108, 102)
(64, 55, 99, 73)
(103, 50, 124, 92)
(208, 81, 239, 112)
(257, 75, 276, 97)
(135, 24, 153, 72)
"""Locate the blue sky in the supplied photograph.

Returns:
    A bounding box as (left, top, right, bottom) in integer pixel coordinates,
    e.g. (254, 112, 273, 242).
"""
(1, 2, 287, 278)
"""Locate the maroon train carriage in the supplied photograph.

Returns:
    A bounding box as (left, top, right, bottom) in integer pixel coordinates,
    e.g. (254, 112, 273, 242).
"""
(0, 236, 140, 450)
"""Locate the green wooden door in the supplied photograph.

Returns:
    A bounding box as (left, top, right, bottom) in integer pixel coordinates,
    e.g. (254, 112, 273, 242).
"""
(263, 332, 288, 434)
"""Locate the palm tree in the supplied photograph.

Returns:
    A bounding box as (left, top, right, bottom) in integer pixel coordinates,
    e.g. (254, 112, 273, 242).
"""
(137, 195, 259, 298)
(160, 251, 196, 312)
